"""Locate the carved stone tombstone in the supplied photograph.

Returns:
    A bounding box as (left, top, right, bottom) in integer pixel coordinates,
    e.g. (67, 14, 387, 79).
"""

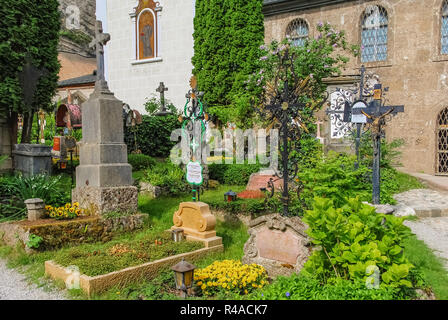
(242, 214, 310, 277)
(171, 202, 222, 248)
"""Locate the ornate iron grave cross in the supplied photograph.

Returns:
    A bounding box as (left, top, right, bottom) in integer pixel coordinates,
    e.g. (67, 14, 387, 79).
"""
(352, 83, 404, 204)
(180, 76, 208, 202)
(262, 79, 325, 216)
(155, 82, 170, 116)
(89, 20, 111, 92)
(325, 65, 380, 169)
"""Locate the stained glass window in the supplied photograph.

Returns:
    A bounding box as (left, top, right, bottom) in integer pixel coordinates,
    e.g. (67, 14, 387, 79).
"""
(286, 19, 309, 47)
(442, 1, 448, 54)
(361, 5, 388, 63)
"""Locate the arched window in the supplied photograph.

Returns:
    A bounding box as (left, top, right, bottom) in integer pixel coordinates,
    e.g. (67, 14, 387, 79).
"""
(134, 0, 160, 61)
(286, 19, 309, 47)
(442, 0, 448, 54)
(361, 5, 388, 62)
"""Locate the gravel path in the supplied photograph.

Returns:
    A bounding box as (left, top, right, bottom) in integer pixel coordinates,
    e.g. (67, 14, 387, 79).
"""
(404, 217, 448, 270)
(0, 259, 67, 300)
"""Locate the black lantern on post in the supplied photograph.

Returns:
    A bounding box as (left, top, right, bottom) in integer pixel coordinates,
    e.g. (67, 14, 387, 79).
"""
(171, 259, 196, 298)
(224, 190, 237, 202)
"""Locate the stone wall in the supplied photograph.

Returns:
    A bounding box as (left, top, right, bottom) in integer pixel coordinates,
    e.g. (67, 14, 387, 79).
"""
(106, 0, 195, 112)
(264, 0, 448, 175)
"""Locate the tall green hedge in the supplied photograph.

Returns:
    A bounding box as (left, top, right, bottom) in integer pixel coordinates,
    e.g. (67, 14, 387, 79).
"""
(0, 0, 61, 142)
(192, 0, 264, 127)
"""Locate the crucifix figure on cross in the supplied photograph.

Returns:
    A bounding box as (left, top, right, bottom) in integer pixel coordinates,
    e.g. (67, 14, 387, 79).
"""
(90, 20, 111, 92)
(352, 83, 404, 204)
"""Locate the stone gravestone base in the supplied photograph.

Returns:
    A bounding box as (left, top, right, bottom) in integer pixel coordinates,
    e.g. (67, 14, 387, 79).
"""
(171, 202, 222, 248)
(242, 213, 310, 277)
(72, 186, 138, 216)
(12, 144, 52, 176)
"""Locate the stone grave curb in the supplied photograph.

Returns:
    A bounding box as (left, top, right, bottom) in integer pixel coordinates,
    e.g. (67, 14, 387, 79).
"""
(45, 244, 224, 297)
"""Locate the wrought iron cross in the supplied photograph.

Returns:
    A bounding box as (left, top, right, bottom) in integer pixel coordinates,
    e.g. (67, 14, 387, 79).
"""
(155, 82, 170, 116)
(353, 83, 404, 204)
(90, 20, 110, 91)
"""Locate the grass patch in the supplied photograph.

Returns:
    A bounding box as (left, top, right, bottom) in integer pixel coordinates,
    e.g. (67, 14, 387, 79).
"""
(394, 171, 426, 193)
(52, 232, 203, 277)
(403, 234, 448, 300)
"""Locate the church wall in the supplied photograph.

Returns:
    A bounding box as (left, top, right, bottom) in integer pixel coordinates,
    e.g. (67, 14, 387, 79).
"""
(264, 0, 448, 174)
(106, 0, 195, 113)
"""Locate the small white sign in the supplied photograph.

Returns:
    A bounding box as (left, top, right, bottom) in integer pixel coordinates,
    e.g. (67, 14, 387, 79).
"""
(186, 161, 203, 185)
(351, 100, 368, 124)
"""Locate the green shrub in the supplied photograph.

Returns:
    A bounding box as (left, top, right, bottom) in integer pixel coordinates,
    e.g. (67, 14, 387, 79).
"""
(302, 197, 417, 293)
(128, 154, 156, 171)
(125, 115, 181, 157)
(209, 162, 262, 186)
(4, 174, 70, 208)
(298, 151, 371, 208)
(143, 161, 189, 196)
(257, 274, 404, 300)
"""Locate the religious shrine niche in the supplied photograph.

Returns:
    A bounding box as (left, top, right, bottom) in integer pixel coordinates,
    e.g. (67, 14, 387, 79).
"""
(56, 104, 82, 129)
(135, 0, 160, 60)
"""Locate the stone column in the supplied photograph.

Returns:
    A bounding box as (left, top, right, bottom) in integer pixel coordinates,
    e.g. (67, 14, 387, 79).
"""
(72, 87, 138, 216)
(25, 198, 45, 221)
(0, 118, 12, 172)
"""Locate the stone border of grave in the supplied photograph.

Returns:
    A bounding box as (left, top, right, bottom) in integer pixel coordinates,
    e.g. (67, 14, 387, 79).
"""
(45, 244, 224, 297)
(0, 214, 147, 253)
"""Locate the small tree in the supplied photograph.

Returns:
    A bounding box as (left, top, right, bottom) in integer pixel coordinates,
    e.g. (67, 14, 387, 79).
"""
(0, 0, 61, 145)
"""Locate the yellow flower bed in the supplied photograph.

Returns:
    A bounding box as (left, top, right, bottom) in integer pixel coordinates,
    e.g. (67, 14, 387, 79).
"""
(45, 202, 83, 220)
(194, 260, 267, 296)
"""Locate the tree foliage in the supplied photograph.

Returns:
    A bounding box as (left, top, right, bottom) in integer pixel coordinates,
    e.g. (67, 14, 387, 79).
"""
(192, 0, 264, 127)
(0, 0, 61, 142)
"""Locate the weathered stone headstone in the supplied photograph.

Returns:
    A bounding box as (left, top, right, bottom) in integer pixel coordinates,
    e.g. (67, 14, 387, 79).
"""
(13, 144, 52, 176)
(171, 202, 222, 248)
(72, 21, 138, 216)
(25, 198, 45, 221)
(242, 214, 310, 277)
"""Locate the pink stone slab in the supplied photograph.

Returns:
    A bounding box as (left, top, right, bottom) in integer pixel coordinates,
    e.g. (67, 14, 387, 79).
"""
(246, 174, 283, 191)
(255, 227, 301, 265)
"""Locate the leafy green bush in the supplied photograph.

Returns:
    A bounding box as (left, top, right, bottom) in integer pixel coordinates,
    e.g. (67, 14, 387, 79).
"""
(256, 274, 403, 300)
(127, 154, 156, 171)
(143, 161, 189, 196)
(302, 197, 417, 292)
(208, 162, 262, 186)
(298, 151, 371, 208)
(125, 115, 181, 157)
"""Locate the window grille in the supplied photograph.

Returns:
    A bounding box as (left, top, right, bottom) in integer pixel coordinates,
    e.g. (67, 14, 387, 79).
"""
(442, 0, 448, 54)
(286, 19, 309, 47)
(361, 5, 388, 62)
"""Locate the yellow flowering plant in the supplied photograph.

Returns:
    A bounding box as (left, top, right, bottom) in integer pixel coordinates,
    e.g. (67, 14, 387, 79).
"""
(45, 202, 83, 220)
(194, 260, 267, 297)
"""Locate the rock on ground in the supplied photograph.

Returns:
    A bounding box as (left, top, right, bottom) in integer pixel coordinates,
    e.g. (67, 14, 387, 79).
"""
(0, 259, 67, 300)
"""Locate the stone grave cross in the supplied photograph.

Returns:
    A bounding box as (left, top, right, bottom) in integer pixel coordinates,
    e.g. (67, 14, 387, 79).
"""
(89, 20, 110, 91)
(155, 82, 170, 116)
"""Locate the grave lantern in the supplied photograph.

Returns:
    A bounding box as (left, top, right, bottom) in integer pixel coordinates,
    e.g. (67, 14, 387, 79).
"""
(172, 228, 184, 242)
(171, 258, 196, 298)
(224, 190, 237, 202)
